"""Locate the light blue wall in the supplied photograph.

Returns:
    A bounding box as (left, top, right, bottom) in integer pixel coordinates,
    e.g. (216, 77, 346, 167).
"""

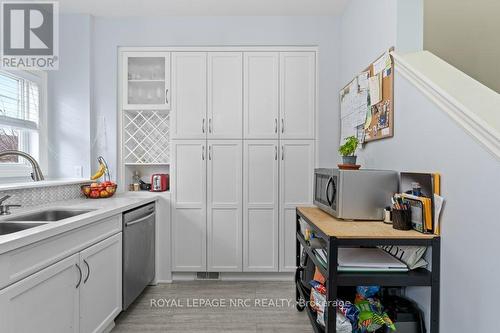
(339, 0, 500, 331)
(90, 16, 341, 177)
(339, 0, 397, 90)
(47, 14, 92, 178)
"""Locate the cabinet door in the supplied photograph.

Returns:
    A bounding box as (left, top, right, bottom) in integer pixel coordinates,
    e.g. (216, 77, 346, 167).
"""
(0, 254, 80, 333)
(208, 52, 243, 139)
(279, 140, 314, 272)
(207, 140, 243, 271)
(123, 51, 171, 110)
(243, 52, 279, 139)
(243, 140, 279, 272)
(171, 52, 207, 139)
(171, 140, 207, 271)
(79, 233, 122, 333)
(279, 52, 315, 139)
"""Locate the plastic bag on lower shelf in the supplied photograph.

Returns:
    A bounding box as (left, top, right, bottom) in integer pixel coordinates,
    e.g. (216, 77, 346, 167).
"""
(355, 286, 396, 333)
(309, 280, 352, 332)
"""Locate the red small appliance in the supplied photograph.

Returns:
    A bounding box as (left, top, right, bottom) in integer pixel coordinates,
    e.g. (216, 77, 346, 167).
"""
(150, 174, 169, 192)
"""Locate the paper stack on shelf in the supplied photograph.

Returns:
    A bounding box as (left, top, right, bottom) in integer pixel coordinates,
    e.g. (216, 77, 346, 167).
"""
(338, 248, 408, 272)
(314, 248, 328, 268)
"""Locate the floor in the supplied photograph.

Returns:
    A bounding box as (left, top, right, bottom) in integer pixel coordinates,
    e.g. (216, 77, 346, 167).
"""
(112, 281, 311, 333)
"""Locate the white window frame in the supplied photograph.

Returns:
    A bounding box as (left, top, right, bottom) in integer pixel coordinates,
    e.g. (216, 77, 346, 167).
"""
(0, 69, 48, 179)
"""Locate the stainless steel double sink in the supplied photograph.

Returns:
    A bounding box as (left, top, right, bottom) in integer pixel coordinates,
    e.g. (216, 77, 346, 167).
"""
(0, 209, 94, 236)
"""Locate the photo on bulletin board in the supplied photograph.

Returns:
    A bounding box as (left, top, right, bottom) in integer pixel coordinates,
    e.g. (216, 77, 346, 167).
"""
(363, 47, 395, 142)
(339, 47, 395, 145)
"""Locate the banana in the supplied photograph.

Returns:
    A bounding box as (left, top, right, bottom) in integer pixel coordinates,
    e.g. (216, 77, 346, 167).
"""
(91, 162, 106, 180)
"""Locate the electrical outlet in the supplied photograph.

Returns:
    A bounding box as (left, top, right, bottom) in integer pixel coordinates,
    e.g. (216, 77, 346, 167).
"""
(74, 165, 83, 178)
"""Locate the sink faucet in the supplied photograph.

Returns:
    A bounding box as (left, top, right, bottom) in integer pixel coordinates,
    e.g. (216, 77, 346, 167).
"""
(0, 150, 44, 181)
(0, 195, 21, 215)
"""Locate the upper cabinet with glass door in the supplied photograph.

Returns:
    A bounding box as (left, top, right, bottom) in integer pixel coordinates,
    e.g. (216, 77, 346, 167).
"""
(122, 52, 171, 110)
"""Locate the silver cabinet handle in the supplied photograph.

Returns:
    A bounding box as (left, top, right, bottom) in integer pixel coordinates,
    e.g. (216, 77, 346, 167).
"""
(83, 259, 90, 283)
(75, 264, 82, 288)
(209, 145, 212, 160)
(281, 145, 284, 160)
(274, 118, 278, 133)
(209, 118, 212, 134)
(275, 146, 277, 160)
(202, 118, 205, 133)
(202, 146, 205, 160)
(125, 212, 155, 227)
(165, 89, 169, 104)
(281, 118, 284, 133)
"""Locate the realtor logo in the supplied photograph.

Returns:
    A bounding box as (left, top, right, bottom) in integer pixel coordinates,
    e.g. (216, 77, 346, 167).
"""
(1, 1, 59, 69)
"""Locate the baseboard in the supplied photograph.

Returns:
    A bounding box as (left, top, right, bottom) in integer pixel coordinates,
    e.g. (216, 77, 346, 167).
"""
(221, 272, 294, 281)
(100, 320, 115, 333)
(171, 272, 294, 281)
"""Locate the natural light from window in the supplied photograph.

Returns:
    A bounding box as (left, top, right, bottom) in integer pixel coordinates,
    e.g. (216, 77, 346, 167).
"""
(0, 71, 42, 176)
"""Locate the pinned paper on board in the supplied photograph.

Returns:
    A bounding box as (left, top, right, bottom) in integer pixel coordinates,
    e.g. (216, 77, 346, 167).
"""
(357, 71, 369, 91)
(339, 74, 370, 143)
(373, 52, 391, 75)
(368, 74, 382, 106)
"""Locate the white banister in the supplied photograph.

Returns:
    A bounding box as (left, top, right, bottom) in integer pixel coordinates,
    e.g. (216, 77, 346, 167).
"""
(392, 51, 500, 160)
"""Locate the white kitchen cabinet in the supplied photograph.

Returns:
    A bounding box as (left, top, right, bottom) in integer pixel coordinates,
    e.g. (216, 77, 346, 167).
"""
(0, 232, 123, 333)
(243, 140, 279, 272)
(208, 53, 243, 139)
(0, 254, 80, 333)
(207, 140, 243, 271)
(122, 51, 171, 110)
(279, 52, 315, 139)
(279, 141, 314, 272)
(79, 233, 122, 333)
(243, 52, 279, 139)
(171, 52, 207, 139)
(171, 140, 207, 271)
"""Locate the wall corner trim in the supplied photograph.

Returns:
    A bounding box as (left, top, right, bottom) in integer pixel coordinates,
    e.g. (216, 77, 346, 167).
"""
(392, 52, 500, 161)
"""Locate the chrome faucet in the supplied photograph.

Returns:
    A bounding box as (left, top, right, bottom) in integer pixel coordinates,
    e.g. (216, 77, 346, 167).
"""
(0, 150, 44, 181)
(0, 195, 21, 215)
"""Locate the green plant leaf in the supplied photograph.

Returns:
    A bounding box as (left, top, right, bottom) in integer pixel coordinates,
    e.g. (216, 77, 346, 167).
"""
(338, 136, 359, 156)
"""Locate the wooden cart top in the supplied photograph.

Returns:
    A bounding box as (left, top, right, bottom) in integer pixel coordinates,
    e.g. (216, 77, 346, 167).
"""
(297, 207, 438, 239)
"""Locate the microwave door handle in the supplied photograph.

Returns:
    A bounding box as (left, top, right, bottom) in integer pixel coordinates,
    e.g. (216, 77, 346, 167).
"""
(326, 177, 333, 206)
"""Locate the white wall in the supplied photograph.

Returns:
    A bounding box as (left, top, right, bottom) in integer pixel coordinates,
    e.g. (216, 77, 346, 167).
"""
(339, 0, 500, 331)
(47, 14, 92, 179)
(90, 16, 341, 178)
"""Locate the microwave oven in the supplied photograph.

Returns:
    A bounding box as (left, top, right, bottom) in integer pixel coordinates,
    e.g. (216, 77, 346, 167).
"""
(314, 168, 398, 220)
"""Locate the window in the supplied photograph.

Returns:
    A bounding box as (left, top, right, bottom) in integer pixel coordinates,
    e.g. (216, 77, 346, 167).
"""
(0, 70, 46, 178)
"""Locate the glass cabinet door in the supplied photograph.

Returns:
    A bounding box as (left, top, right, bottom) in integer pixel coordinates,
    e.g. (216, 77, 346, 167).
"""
(123, 52, 170, 110)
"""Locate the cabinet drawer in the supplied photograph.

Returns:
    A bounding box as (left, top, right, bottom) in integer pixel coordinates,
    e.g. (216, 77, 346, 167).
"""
(0, 215, 121, 289)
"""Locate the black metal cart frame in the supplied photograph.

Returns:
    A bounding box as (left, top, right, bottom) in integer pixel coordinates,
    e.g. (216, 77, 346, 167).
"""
(295, 209, 440, 333)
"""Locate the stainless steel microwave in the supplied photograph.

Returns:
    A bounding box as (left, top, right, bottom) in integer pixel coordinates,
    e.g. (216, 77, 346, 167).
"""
(314, 168, 398, 220)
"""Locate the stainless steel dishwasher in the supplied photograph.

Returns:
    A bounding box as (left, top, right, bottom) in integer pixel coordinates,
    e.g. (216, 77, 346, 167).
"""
(123, 202, 155, 310)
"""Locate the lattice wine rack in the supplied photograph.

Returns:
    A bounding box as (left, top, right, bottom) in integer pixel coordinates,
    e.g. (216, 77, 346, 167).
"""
(123, 110, 170, 164)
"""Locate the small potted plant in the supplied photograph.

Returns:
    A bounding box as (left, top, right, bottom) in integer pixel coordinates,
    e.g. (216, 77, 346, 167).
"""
(338, 136, 359, 166)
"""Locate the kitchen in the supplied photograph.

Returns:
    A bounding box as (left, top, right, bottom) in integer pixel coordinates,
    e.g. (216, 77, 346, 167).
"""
(0, 1, 499, 333)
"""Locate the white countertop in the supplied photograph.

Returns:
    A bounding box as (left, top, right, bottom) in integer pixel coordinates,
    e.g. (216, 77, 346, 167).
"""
(0, 192, 163, 255)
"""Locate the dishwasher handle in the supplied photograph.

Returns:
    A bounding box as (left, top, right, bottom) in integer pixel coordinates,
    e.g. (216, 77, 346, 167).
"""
(125, 212, 155, 227)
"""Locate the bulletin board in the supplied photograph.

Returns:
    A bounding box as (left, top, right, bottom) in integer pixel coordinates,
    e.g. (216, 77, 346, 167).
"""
(339, 47, 395, 144)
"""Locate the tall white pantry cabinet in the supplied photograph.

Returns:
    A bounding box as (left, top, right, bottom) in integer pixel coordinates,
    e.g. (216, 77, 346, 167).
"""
(146, 47, 316, 274)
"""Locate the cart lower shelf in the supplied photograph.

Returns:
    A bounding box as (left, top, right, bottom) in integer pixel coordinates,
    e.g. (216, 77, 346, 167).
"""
(296, 280, 324, 333)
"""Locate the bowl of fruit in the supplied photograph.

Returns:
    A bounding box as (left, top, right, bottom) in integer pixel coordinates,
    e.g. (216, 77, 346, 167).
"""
(81, 156, 117, 199)
(81, 181, 117, 199)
